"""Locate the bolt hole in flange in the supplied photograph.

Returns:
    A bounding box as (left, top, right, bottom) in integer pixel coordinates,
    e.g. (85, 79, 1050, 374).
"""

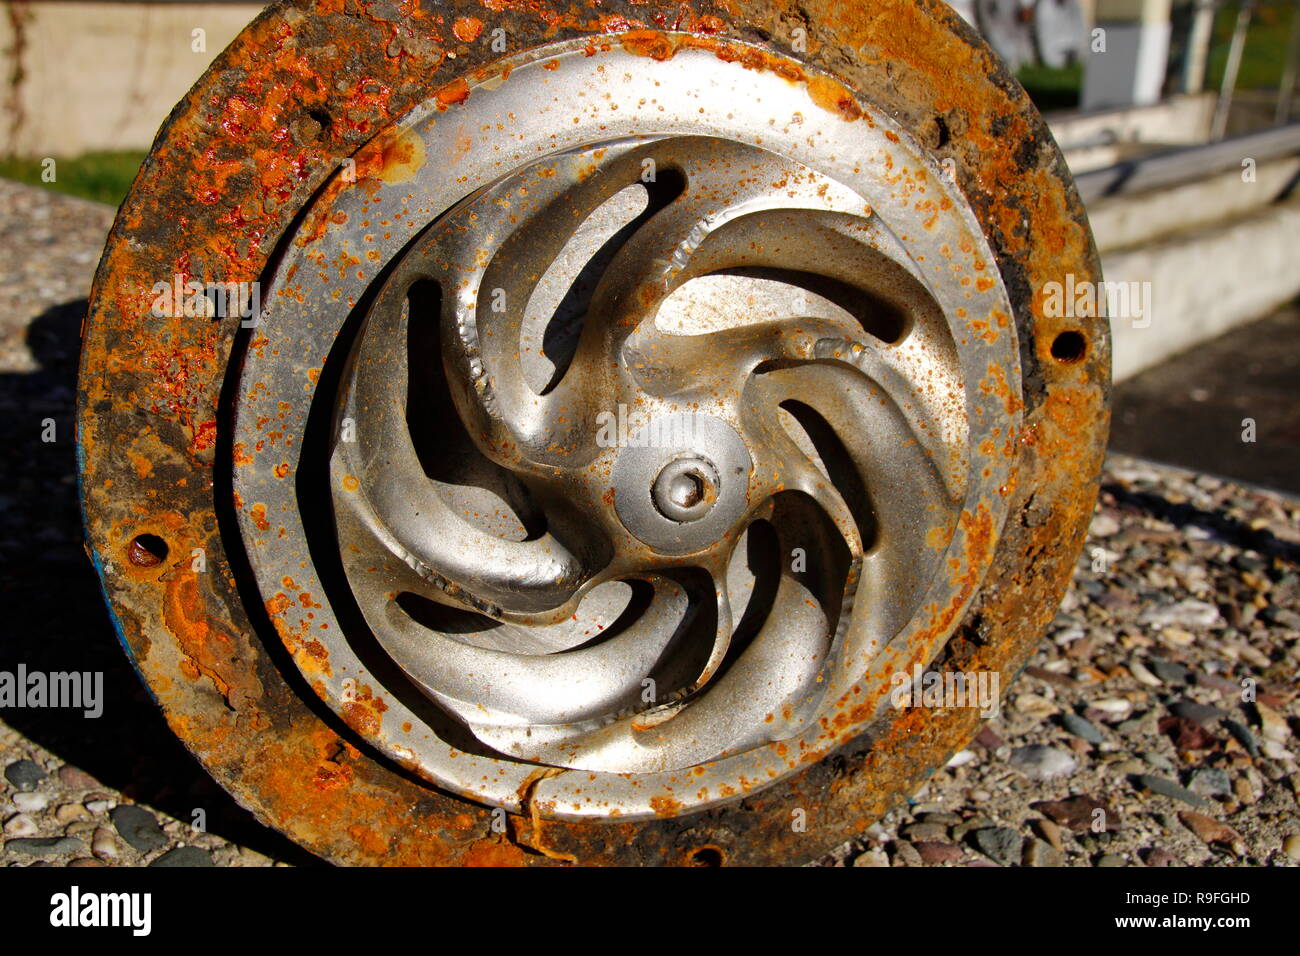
(127, 533, 168, 568)
(230, 37, 1022, 821)
(687, 845, 725, 866)
(1050, 330, 1088, 363)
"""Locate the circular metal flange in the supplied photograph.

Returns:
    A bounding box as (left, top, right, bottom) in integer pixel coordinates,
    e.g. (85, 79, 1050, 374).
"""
(231, 36, 1019, 819)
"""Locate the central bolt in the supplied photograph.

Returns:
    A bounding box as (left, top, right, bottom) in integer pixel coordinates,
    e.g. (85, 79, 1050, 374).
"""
(668, 472, 704, 509)
(652, 457, 719, 523)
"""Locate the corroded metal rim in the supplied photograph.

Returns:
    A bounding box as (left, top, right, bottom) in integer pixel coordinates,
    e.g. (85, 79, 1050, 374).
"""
(231, 38, 1020, 820)
(77, 0, 1109, 865)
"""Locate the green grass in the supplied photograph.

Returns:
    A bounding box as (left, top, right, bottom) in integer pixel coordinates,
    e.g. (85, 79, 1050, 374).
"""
(0, 150, 145, 206)
(1204, 3, 1296, 91)
(1015, 4, 1297, 113)
(1018, 62, 1085, 112)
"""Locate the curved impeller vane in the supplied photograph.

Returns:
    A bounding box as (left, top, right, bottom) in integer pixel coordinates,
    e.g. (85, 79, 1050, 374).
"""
(576, 145, 872, 357)
(403, 139, 679, 474)
(336, 276, 593, 615)
(764, 420, 867, 560)
(379, 576, 694, 729)
(468, 534, 833, 773)
(751, 361, 958, 654)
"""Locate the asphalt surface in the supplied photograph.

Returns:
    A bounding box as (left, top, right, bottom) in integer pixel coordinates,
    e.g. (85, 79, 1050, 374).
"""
(1112, 303, 1300, 496)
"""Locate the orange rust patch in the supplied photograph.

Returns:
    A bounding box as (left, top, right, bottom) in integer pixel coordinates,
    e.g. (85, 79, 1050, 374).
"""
(806, 74, 863, 121)
(368, 126, 426, 184)
(436, 77, 471, 107)
(347, 823, 389, 855)
(249, 503, 271, 532)
(452, 16, 483, 42)
(460, 838, 526, 867)
(649, 794, 683, 817)
(620, 28, 677, 60)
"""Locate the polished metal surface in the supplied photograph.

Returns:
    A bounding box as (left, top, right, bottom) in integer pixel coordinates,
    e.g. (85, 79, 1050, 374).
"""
(231, 38, 1021, 819)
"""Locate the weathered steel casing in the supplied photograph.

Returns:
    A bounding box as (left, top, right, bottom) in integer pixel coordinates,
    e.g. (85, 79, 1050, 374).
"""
(78, 0, 1109, 865)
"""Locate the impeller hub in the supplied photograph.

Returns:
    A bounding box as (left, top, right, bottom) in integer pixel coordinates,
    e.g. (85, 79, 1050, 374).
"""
(652, 457, 719, 521)
(611, 413, 752, 556)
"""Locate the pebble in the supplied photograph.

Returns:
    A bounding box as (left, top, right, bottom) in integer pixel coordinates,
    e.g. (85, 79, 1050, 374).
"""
(1260, 739, 1294, 761)
(1141, 751, 1176, 772)
(1255, 702, 1290, 743)
(1159, 628, 1197, 647)
(1034, 818, 1064, 852)
(862, 823, 889, 844)
(1232, 776, 1256, 805)
(1023, 838, 1062, 867)
(1223, 719, 1260, 757)
(1129, 660, 1162, 687)
(890, 841, 923, 867)
(55, 803, 88, 825)
(235, 847, 273, 867)
(900, 822, 948, 842)
(4, 759, 46, 792)
(914, 841, 963, 864)
(67, 858, 105, 868)
(1178, 811, 1244, 854)
(1283, 834, 1300, 862)
(91, 827, 118, 860)
(918, 811, 963, 826)
(1015, 693, 1059, 718)
(952, 816, 991, 842)
(1137, 774, 1209, 807)
(1144, 847, 1178, 867)
(971, 827, 1022, 866)
(3, 814, 38, 837)
(1096, 853, 1127, 867)
(945, 749, 976, 769)
(1193, 672, 1240, 696)
(56, 765, 98, 789)
(12, 792, 48, 812)
(1025, 665, 1079, 689)
(84, 799, 113, 814)
(1061, 713, 1104, 744)
(4, 836, 84, 857)
(1009, 745, 1078, 781)
(852, 847, 889, 867)
(109, 805, 167, 853)
(149, 846, 215, 868)
(1187, 768, 1231, 798)
(1093, 698, 1133, 716)
(1089, 513, 1121, 537)
(1170, 699, 1226, 726)
(1262, 606, 1300, 629)
(1160, 715, 1217, 750)
(1034, 794, 1109, 831)
(1148, 658, 1191, 685)
(1140, 600, 1223, 629)
(1117, 715, 1153, 736)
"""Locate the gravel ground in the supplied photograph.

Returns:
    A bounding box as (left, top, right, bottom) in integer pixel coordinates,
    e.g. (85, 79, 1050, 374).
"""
(2, 180, 1297, 868)
(818, 457, 1300, 867)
